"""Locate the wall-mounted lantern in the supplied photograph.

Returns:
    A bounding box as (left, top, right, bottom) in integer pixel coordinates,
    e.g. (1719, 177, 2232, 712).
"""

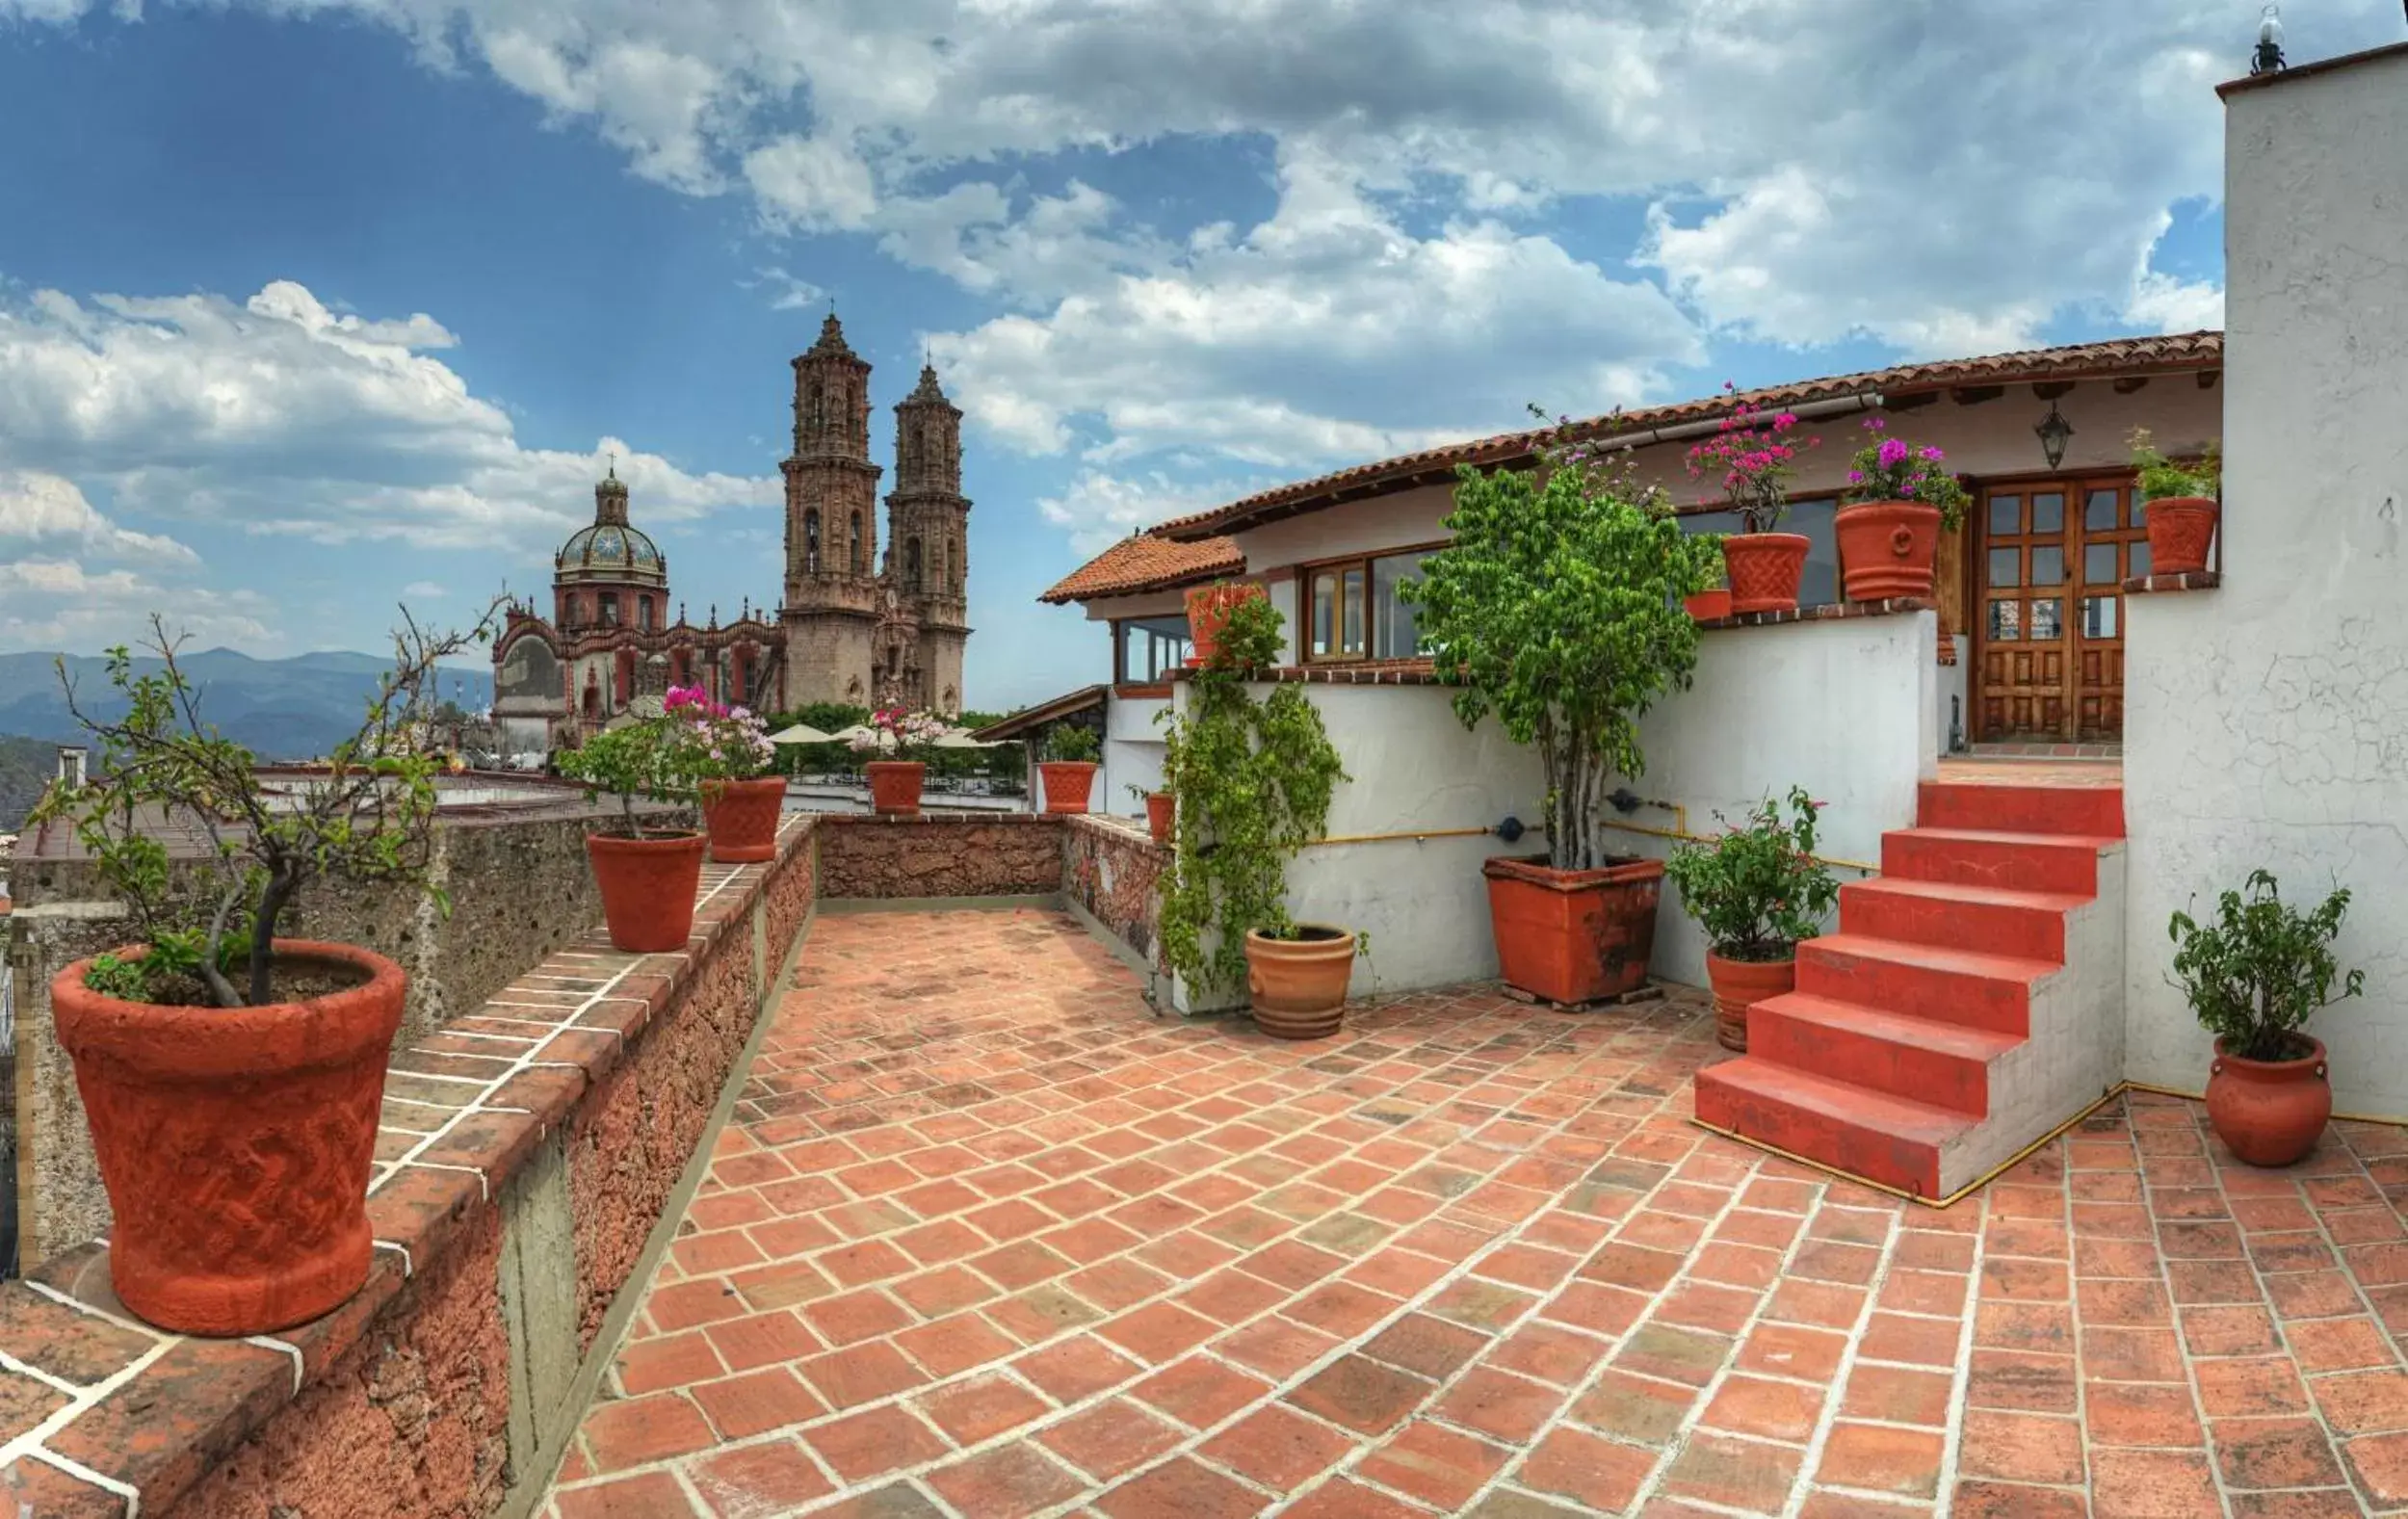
(2035, 402, 2076, 470)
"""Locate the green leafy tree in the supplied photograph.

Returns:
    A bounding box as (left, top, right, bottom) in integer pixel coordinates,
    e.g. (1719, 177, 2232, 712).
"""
(1400, 458, 1722, 871)
(1158, 590, 1348, 994)
(29, 603, 505, 1008)
(1664, 787, 1839, 960)
(2170, 870, 2362, 1062)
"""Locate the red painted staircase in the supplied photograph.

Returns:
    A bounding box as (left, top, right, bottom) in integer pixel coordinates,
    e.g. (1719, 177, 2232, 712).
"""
(1693, 776, 2124, 1199)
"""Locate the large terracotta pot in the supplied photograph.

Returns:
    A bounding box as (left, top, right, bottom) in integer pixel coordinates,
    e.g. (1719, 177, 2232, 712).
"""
(1145, 791, 1175, 845)
(700, 775, 786, 863)
(1684, 589, 1733, 622)
(865, 760, 926, 816)
(1245, 926, 1356, 1039)
(1835, 500, 1941, 602)
(1705, 951, 1797, 1054)
(1185, 583, 1267, 668)
(1720, 533, 1811, 615)
(2146, 495, 2219, 576)
(2206, 1036, 2331, 1166)
(53, 940, 406, 1336)
(1040, 761, 1099, 815)
(587, 830, 706, 953)
(1481, 854, 1663, 1006)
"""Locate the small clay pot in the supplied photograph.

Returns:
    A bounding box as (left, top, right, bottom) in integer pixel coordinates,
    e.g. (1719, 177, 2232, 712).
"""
(2206, 1035, 2331, 1167)
(2146, 495, 2219, 576)
(1145, 791, 1175, 844)
(1684, 589, 1733, 622)
(1705, 951, 1798, 1054)
(1719, 533, 1811, 615)
(1244, 926, 1356, 1039)
(700, 775, 787, 863)
(865, 761, 926, 816)
(1039, 761, 1099, 815)
(587, 830, 706, 953)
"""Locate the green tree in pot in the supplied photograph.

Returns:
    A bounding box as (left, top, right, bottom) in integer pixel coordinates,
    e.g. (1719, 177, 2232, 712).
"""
(557, 694, 716, 953)
(2171, 870, 2362, 1166)
(27, 603, 501, 1336)
(1040, 722, 1102, 814)
(1665, 788, 1839, 1052)
(1157, 593, 1355, 1038)
(1401, 450, 1723, 1006)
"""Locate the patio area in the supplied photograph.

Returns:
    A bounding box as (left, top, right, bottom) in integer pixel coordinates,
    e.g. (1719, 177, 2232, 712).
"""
(542, 906, 2408, 1519)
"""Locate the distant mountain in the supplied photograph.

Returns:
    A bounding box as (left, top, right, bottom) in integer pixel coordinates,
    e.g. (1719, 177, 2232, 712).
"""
(0, 648, 495, 765)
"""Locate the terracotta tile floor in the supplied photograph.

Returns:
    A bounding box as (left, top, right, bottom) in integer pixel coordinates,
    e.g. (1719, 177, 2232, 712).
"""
(542, 907, 2408, 1517)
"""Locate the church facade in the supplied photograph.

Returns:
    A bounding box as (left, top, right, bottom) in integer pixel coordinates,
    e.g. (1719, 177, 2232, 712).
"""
(492, 316, 973, 754)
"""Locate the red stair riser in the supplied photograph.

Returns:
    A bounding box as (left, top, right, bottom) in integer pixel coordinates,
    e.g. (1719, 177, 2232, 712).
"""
(1839, 881, 2066, 962)
(1882, 829, 2100, 895)
(1694, 1072, 1942, 1197)
(1747, 1002, 1991, 1117)
(1915, 781, 2125, 839)
(1795, 942, 2032, 1035)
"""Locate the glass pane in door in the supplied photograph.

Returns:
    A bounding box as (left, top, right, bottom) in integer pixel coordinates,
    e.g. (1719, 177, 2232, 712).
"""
(1989, 496, 2023, 535)
(2031, 493, 2065, 533)
(2031, 546, 2065, 586)
(1988, 601, 2023, 641)
(2086, 488, 2120, 531)
(2085, 543, 2120, 586)
(1989, 548, 2021, 587)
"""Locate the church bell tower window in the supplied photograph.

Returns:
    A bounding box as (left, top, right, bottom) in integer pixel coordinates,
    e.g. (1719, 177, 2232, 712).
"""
(804, 511, 822, 573)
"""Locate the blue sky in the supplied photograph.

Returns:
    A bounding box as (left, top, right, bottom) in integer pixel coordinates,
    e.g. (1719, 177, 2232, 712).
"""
(0, 1, 2397, 709)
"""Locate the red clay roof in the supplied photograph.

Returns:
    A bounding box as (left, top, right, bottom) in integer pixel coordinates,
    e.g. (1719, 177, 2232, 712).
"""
(1039, 532, 1243, 605)
(1152, 330, 2224, 542)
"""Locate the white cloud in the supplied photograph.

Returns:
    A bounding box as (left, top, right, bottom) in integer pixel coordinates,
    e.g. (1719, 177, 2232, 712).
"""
(0, 556, 274, 651)
(0, 469, 198, 563)
(402, 580, 447, 597)
(745, 134, 878, 232)
(1037, 468, 1270, 558)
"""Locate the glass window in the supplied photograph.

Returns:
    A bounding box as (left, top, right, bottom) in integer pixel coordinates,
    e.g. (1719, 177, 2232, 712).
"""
(1989, 547, 2021, 589)
(1989, 495, 2023, 535)
(2130, 539, 2151, 578)
(2031, 598, 2063, 640)
(2081, 596, 2119, 639)
(639, 597, 653, 631)
(2031, 493, 2065, 534)
(2031, 546, 2065, 586)
(2085, 488, 2120, 532)
(1988, 601, 2022, 641)
(1373, 552, 1429, 659)
(1116, 616, 1191, 682)
(599, 592, 619, 625)
(2085, 544, 2120, 586)
(1312, 572, 1337, 658)
(1342, 568, 1365, 654)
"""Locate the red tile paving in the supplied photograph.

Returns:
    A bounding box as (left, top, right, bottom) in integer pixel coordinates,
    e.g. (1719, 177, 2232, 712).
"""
(546, 905, 2408, 1516)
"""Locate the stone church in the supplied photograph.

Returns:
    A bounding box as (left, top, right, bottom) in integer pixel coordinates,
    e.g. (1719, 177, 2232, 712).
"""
(491, 316, 974, 753)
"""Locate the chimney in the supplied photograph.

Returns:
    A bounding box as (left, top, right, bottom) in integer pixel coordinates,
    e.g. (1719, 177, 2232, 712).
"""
(56, 746, 87, 790)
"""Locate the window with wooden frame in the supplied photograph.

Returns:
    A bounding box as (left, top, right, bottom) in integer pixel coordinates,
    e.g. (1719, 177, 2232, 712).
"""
(1300, 545, 1440, 662)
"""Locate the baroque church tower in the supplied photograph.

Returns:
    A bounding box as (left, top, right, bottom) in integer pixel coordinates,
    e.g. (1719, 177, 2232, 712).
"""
(886, 364, 973, 716)
(779, 316, 885, 707)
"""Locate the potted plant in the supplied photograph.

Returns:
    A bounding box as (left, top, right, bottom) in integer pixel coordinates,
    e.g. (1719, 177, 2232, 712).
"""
(1401, 449, 1722, 1006)
(1158, 593, 1356, 1037)
(1184, 580, 1268, 668)
(1039, 723, 1102, 814)
(1664, 788, 1838, 1052)
(1684, 382, 1819, 615)
(847, 707, 946, 815)
(1836, 418, 1970, 602)
(1128, 783, 1175, 844)
(2170, 870, 2362, 1166)
(1684, 573, 1733, 624)
(26, 606, 496, 1336)
(2131, 428, 2221, 576)
(670, 686, 782, 863)
(558, 709, 711, 952)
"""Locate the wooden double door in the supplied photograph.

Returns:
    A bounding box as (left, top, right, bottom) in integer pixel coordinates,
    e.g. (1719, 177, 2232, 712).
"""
(1975, 477, 2150, 742)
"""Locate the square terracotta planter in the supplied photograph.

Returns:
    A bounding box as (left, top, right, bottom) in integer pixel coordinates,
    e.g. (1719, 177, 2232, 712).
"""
(1481, 854, 1663, 1005)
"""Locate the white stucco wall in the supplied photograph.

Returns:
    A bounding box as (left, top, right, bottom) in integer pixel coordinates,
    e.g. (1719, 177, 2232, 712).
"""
(1100, 694, 1169, 819)
(2124, 52, 2408, 1116)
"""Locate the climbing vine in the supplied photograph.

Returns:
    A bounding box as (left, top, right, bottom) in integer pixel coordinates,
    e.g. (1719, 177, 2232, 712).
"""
(1158, 589, 1348, 995)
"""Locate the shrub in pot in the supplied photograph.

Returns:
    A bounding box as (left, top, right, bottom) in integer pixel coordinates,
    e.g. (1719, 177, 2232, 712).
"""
(1683, 382, 1820, 615)
(1836, 418, 1970, 602)
(669, 686, 782, 863)
(2170, 870, 2363, 1166)
(558, 710, 711, 954)
(1158, 593, 1359, 1037)
(1664, 788, 1839, 1052)
(27, 603, 500, 1336)
(1184, 580, 1267, 668)
(845, 707, 947, 814)
(2131, 428, 2221, 576)
(1400, 447, 1723, 1006)
(1039, 723, 1101, 814)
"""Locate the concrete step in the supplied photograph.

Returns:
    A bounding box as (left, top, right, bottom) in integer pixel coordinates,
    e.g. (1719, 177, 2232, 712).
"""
(1694, 1056, 1972, 1199)
(1917, 780, 2125, 839)
(1881, 827, 2114, 896)
(1839, 877, 2085, 962)
(1747, 992, 2021, 1117)
(1796, 933, 2055, 1036)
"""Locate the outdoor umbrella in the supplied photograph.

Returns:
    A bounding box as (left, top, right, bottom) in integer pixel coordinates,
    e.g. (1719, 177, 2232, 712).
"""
(767, 721, 836, 745)
(929, 730, 1003, 749)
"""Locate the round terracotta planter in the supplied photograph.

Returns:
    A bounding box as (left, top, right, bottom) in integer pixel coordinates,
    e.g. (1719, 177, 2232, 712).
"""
(1185, 583, 1267, 668)
(1245, 926, 1356, 1039)
(2146, 495, 2219, 576)
(1040, 761, 1099, 815)
(1684, 589, 1733, 622)
(53, 939, 406, 1336)
(587, 830, 706, 953)
(1835, 500, 1941, 602)
(865, 760, 926, 816)
(1145, 791, 1175, 845)
(1481, 854, 1663, 1006)
(2206, 1036, 2331, 1166)
(1720, 533, 1811, 615)
(701, 775, 786, 863)
(1704, 951, 1797, 1054)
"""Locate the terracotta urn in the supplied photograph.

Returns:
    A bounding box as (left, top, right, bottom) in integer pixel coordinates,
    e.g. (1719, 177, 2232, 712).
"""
(587, 830, 706, 953)
(2206, 1036, 2331, 1166)
(865, 760, 926, 816)
(1185, 583, 1268, 668)
(700, 775, 786, 863)
(1244, 926, 1357, 1039)
(1481, 854, 1662, 1006)
(2146, 495, 2219, 577)
(1834, 500, 1941, 602)
(1704, 951, 1797, 1054)
(1719, 533, 1811, 615)
(53, 940, 406, 1336)
(1145, 791, 1175, 845)
(1039, 761, 1099, 815)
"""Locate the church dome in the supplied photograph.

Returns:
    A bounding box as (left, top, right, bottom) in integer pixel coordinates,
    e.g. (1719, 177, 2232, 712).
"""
(556, 469, 667, 586)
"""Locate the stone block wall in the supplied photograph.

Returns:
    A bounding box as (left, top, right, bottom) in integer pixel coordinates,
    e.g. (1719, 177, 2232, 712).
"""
(818, 811, 1065, 899)
(1064, 815, 1165, 975)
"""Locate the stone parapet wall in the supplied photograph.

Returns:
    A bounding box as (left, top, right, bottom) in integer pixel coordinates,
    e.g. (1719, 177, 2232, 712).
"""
(1064, 814, 1165, 975)
(817, 811, 1065, 899)
(0, 814, 820, 1517)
